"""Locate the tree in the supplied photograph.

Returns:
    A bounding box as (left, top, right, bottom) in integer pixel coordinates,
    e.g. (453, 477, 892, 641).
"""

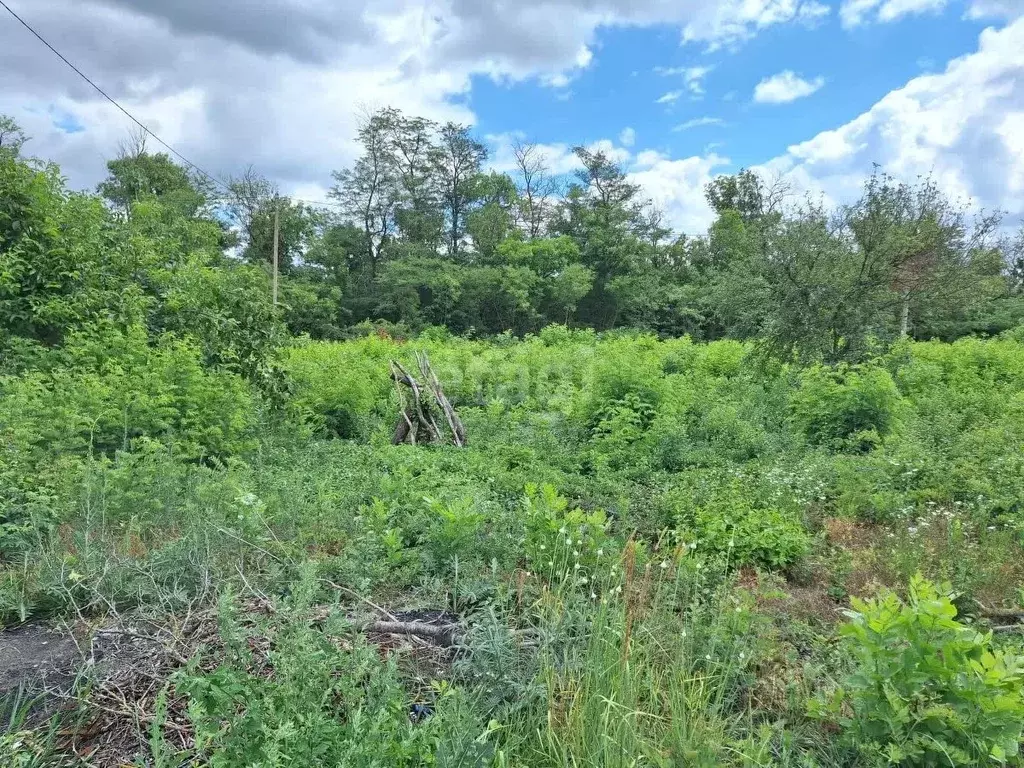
(844, 173, 1001, 340)
(704, 169, 787, 224)
(386, 110, 444, 248)
(433, 123, 487, 259)
(0, 115, 27, 157)
(724, 173, 1008, 362)
(512, 139, 557, 239)
(226, 168, 321, 273)
(552, 147, 648, 327)
(690, 209, 771, 340)
(466, 171, 518, 262)
(98, 130, 210, 219)
(330, 110, 400, 279)
(547, 263, 595, 325)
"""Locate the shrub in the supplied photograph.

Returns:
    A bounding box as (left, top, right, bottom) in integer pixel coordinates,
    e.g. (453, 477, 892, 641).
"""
(693, 339, 747, 378)
(281, 341, 389, 438)
(0, 326, 256, 463)
(580, 338, 664, 433)
(817, 575, 1024, 766)
(791, 363, 901, 451)
(421, 496, 485, 577)
(669, 479, 810, 569)
(174, 583, 467, 767)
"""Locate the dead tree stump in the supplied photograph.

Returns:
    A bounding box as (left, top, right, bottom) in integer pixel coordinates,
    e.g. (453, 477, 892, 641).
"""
(390, 352, 466, 447)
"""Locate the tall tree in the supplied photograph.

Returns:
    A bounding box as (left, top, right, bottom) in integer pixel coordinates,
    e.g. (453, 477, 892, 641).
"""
(330, 110, 399, 279)
(98, 130, 209, 219)
(844, 172, 1000, 339)
(512, 139, 556, 240)
(433, 123, 487, 259)
(386, 110, 443, 249)
(226, 168, 319, 273)
(552, 147, 648, 326)
(466, 171, 518, 262)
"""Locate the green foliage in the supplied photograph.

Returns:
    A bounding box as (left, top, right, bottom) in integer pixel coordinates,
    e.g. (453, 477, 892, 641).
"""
(176, 583, 467, 767)
(818, 575, 1024, 766)
(791, 364, 901, 450)
(523, 484, 613, 584)
(280, 339, 389, 438)
(669, 478, 811, 569)
(0, 326, 256, 464)
(98, 146, 209, 218)
(5, 117, 1024, 766)
(581, 336, 665, 431)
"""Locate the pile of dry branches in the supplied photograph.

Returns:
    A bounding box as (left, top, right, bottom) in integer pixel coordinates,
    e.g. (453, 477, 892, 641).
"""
(390, 352, 466, 447)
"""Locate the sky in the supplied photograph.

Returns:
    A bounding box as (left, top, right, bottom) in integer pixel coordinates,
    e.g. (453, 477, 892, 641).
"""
(1, 0, 1023, 236)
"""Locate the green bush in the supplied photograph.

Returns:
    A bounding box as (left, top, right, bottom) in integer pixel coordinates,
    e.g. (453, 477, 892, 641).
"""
(817, 575, 1024, 766)
(580, 337, 664, 433)
(281, 340, 390, 438)
(669, 478, 810, 569)
(523, 484, 613, 585)
(0, 326, 256, 463)
(791, 363, 901, 450)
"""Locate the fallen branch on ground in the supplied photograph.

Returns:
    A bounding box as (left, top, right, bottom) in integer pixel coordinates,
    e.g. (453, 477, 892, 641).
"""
(365, 621, 459, 647)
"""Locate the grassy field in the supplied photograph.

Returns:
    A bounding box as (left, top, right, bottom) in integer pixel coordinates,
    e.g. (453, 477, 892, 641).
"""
(2, 328, 1024, 766)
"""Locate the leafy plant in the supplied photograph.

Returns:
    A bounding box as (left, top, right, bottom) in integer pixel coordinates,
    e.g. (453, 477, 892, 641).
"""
(523, 483, 613, 585)
(669, 478, 811, 569)
(791, 363, 902, 451)
(815, 575, 1024, 766)
(176, 580, 462, 767)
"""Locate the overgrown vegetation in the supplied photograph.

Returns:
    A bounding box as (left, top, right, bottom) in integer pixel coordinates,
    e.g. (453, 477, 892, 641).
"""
(2, 116, 1024, 766)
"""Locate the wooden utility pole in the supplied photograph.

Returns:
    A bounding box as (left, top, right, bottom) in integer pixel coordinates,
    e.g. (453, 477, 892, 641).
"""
(272, 203, 280, 306)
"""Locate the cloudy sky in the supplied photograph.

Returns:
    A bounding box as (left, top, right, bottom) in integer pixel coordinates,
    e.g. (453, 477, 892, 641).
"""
(2, 0, 1022, 234)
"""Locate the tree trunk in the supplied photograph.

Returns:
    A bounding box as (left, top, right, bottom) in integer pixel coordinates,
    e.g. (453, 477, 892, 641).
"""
(899, 289, 911, 339)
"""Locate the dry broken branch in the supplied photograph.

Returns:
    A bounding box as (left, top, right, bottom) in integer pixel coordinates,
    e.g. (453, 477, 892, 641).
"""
(365, 621, 459, 647)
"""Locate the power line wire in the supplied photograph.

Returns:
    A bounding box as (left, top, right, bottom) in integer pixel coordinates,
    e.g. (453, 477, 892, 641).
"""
(0, 0, 230, 193)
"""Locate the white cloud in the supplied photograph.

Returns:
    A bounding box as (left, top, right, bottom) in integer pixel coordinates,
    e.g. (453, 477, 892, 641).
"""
(628, 153, 730, 233)
(655, 65, 713, 95)
(656, 90, 684, 104)
(753, 71, 826, 103)
(587, 138, 633, 165)
(682, 0, 833, 50)
(967, 0, 1024, 19)
(673, 116, 725, 130)
(619, 127, 637, 146)
(840, 0, 948, 27)
(765, 17, 1024, 222)
(1, 0, 830, 198)
(798, 0, 832, 24)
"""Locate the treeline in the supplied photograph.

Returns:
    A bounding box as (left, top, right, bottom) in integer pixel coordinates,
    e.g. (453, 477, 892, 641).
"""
(3, 110, 1024, 364)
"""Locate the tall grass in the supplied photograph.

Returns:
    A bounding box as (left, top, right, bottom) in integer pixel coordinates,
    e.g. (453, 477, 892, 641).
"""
(493, 543, 769, 767)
